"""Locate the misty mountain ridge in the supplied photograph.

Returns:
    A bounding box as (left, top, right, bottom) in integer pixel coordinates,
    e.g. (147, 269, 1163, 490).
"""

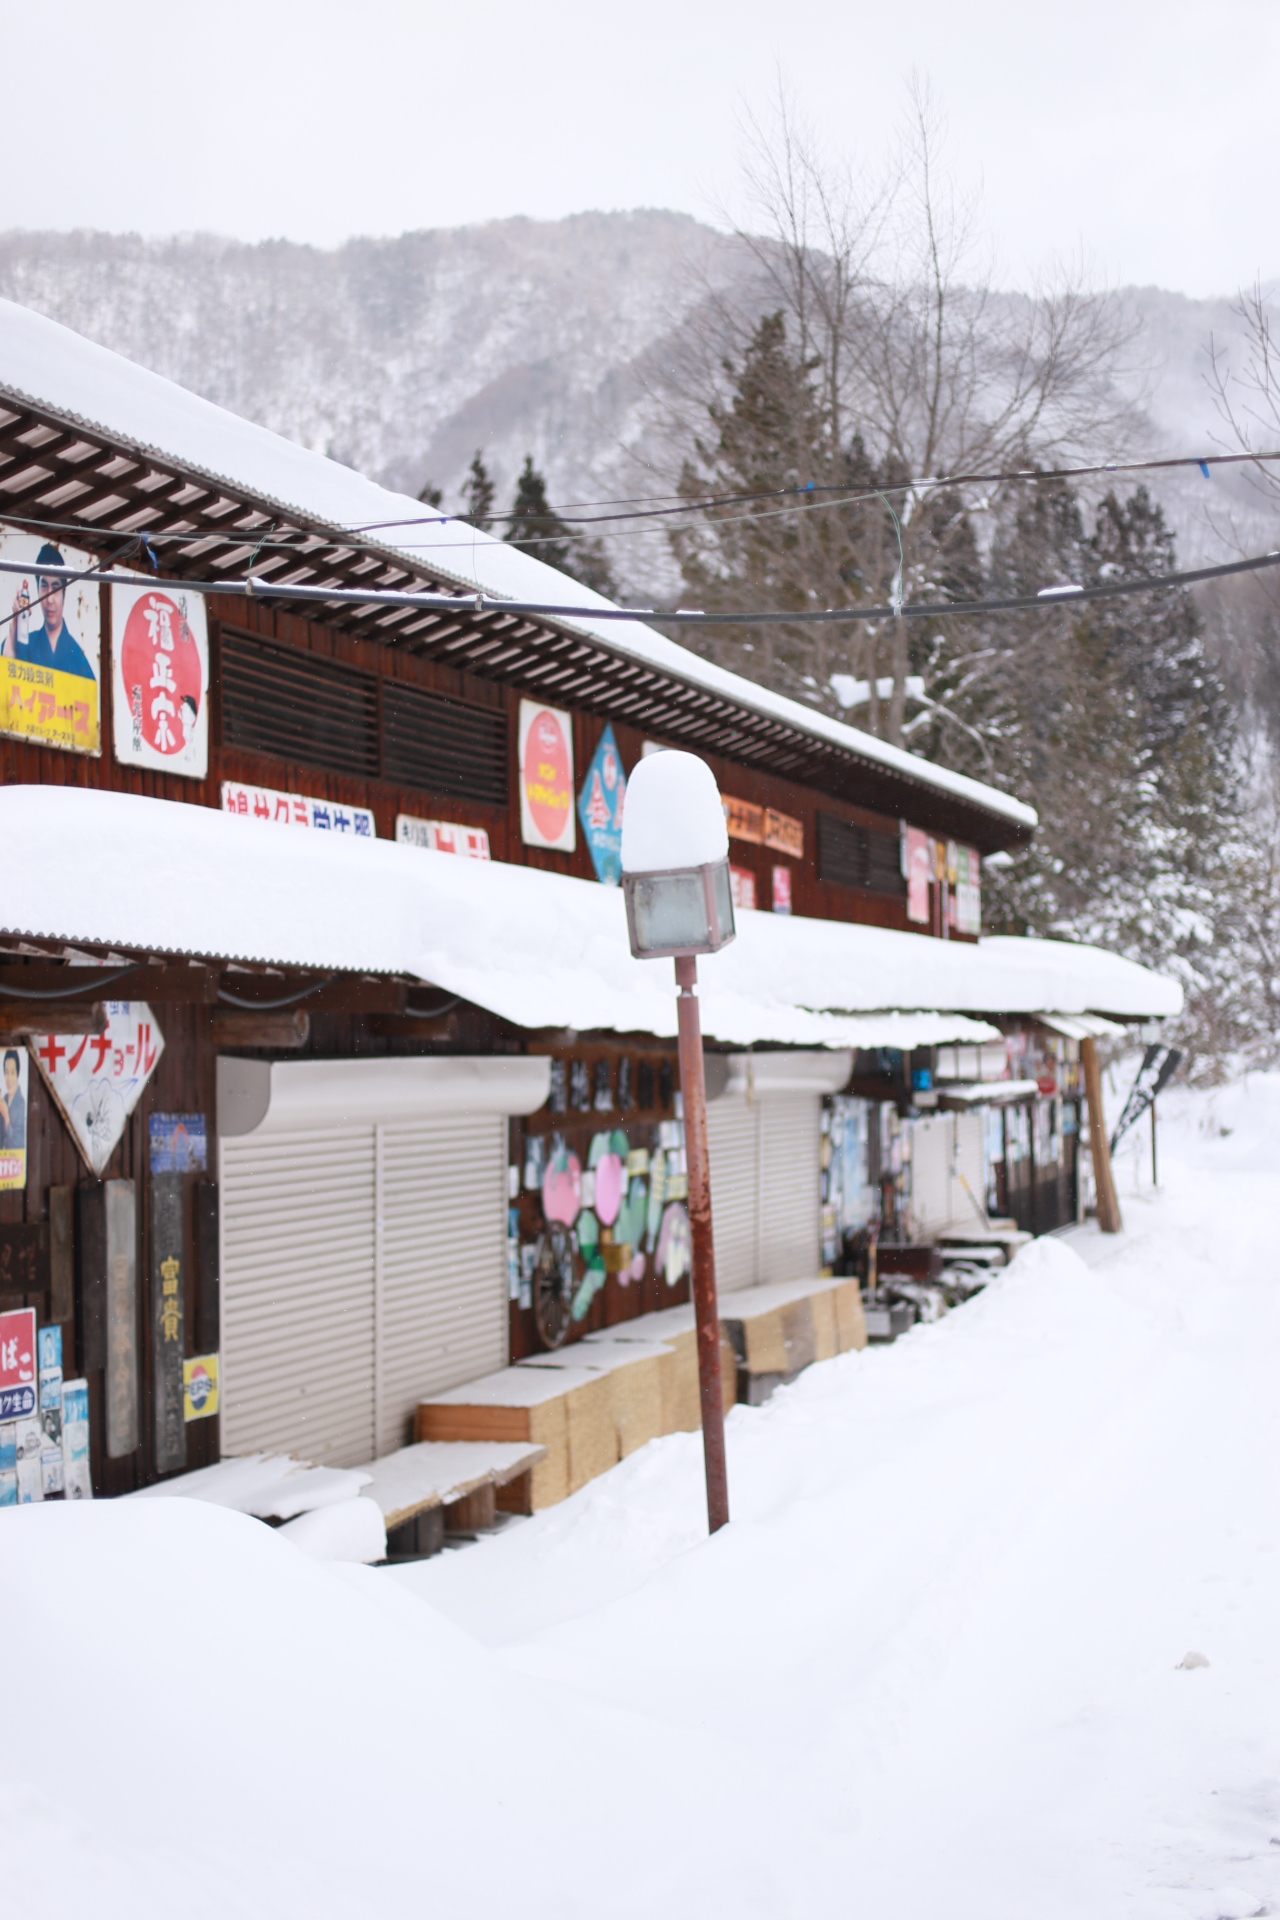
(0, 212, 1273, 596)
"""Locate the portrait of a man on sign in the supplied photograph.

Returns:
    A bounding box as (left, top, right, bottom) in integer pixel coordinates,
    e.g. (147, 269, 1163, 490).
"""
(6, 545, 95, 678)
(0, 526, 101, 755)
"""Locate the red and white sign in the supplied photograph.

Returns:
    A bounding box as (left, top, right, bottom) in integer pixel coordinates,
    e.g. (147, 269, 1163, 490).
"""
(0, 1306, 36, 1420)
(729, 865, 757, 911)
(221, 781, 376, 838)
(519, 700, 575, 853)
(396, 815, 490, 858)
(771, 864, 792, 915)
(904, 827, 933, 925)
(112, 582, 208, 778)
(30, 1001, 165, 1176)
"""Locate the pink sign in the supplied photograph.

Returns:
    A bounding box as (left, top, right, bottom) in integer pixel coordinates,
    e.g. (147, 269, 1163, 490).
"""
(904, 828, 933, 925)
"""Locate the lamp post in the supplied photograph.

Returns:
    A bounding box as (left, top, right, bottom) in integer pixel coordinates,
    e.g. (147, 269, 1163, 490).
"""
(621, 750, 735, 1534)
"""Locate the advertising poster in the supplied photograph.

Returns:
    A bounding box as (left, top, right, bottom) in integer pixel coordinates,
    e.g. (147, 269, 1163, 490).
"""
(954, 844, 982, 936)
(0, 1306, 37, 1420)
(112, 579, 208, 779)
(38, 1323, 64, 1497)
(29, 1003, 165, 1176)
(396, 816, 490, 858)
(519, 700, 575, 853)
(61, 1378, 92, 1498)
(729, 866, 757, 911)
(0, 526, 100, 755)
(722, 795, 764, 843)
(576, 724, 627, 884)
(148, 1112, 207, 1174)
(903, 827, 933, 925)
(183, 1353, 219, 1423)
(221, 781, 376, 837)
(764, 807, 804, 859)
(0, 1043, 28, 1191)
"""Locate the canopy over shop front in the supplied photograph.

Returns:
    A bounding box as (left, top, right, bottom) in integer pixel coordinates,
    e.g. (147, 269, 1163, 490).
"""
(0, 787, 1180, 1046)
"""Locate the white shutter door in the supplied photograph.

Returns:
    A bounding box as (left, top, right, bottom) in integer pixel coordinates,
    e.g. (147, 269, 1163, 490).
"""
(908, 1114, 951, 1237)
(220, 1127, 377, 1468)
(951, 1114, 985, 1230)
(757, 1093, 820, 1284)
(376, 1114, 508, 1457)
(705, 1095, 760, 1293)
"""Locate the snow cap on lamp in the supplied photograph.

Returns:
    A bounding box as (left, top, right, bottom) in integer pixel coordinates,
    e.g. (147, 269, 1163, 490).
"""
(620, 750, 735, 959)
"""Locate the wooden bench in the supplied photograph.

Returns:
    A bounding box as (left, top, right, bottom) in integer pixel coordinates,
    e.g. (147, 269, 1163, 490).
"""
(356, 1439, 546, 1555)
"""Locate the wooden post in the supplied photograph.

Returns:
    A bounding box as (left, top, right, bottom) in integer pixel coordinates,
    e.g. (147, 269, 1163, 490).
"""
(674, 954, 729, 1534)
(1080, 1037, 1122, 1234)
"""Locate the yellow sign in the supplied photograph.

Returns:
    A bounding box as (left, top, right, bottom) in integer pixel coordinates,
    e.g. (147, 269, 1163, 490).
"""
(2, 658, 99, 754)
(183, 1353, 219, 1422)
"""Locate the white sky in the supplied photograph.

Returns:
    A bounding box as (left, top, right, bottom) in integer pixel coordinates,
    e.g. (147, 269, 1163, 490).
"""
(5, 0, 1276, 298)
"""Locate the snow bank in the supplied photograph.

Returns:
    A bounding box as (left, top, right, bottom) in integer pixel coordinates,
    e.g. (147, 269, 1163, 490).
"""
(278, 1496, 387, 1562)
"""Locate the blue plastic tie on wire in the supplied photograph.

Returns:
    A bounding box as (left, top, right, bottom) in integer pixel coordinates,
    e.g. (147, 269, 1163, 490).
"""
(1199, 462, 1211, 479)
(141, 534, 159, 571)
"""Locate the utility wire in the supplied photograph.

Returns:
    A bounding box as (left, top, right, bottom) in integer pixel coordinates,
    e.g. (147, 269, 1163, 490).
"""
(0, 545, 1274, 631)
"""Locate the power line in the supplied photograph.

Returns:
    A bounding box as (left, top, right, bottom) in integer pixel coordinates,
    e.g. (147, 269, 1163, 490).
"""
(1, 542, 1273, 633)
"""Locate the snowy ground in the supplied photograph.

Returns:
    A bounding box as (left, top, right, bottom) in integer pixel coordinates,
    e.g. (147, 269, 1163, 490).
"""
(7, 1075, 1280, 1919)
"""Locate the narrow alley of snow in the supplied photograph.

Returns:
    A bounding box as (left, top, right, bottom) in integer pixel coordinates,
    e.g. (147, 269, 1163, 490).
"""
(6, 1075, 1279, 1920)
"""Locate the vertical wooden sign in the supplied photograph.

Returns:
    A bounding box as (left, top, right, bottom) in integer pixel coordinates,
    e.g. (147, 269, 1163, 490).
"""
(195, 1179, 219, 1356)
(151, 1172, 186, 1474)
(49, 1186, 74, 1324)
(104, 1179, 139, 1458)
(76, 1183, 107, 1373)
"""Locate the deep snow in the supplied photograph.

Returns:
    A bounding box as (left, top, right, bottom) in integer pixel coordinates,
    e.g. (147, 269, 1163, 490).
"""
(5, 1074, 1280, 1918)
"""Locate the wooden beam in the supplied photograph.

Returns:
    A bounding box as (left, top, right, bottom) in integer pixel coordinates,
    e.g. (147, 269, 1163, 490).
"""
(0, 962, 217, 1003)
(0, 1001, 106, 1036)
(1081, 1036, 1122, 1233)
(210, 1009, 309, 1050)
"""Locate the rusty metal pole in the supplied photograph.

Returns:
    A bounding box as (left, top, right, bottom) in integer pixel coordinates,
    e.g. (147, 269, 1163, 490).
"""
(1081, 1035, 1122, 1234)
(674, 952, 729, 1533)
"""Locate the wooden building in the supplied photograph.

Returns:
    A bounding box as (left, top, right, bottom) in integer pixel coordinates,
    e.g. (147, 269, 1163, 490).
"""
(0, 303, 1179, 1514)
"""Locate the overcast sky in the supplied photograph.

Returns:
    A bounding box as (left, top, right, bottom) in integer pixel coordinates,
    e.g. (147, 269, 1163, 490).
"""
(6, 0, 1274, 298)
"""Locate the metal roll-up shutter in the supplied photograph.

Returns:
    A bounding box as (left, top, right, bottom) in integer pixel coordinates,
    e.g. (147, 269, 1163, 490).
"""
(706, 1096, 760, 1294)
(376, 1114, 508, 1457)
(220, 1127, 377, 1467)
(757, 1093, 820, 1284)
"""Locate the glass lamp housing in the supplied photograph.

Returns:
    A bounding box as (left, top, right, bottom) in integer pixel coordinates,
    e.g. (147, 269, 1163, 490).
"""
(623, 858, 736, 959)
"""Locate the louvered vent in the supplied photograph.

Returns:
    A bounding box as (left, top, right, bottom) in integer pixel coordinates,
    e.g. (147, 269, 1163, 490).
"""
(382, 680, 508, 806)
(817, 812, 905, 896)
(220, 629, 379, 777)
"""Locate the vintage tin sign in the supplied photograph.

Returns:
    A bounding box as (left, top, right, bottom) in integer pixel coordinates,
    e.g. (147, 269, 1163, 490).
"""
(112, 580, 208, 779)
(30, 1003, 164, 1176)
(576, 724, 627, 885)
(221, 781, 375, 837)
(519, 701, 575, 852)
(0, 1306, 37, 1420)
(0, 525, 101, 756)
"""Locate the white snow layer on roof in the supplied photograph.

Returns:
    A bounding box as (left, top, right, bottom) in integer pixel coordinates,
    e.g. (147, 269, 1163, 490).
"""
(0, 788, 1180, 1033)
(0, 297, 1035, 835)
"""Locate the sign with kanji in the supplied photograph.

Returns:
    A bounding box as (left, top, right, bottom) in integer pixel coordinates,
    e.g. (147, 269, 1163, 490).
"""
(763, 807, 804, 860)
(519, 701, 575, 853)
(151, 1171, 185, 1473)
(395, 815, 491, 858)
(722, 795, 764, 844)
(0, 1305, 36, 1419)
(0, 1043, 28, 1191)
(221, 780, 376, 838)
(576, 724, 627, 885)
(112, 580, 208, 778)
(29, 1003, 165, 1176)
(0, 525, 100, 755)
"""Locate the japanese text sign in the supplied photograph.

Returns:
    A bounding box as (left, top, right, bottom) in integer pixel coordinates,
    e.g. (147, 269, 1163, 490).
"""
(221, 781, 376, 838)
(0, 524, 100, 756)
(576, 724, 627, 885)
(0, 1307, 36, 1420)
(396, 815, 491, 858)
(30, 1002, 165, 1175)
(112, 580, 208, 778)
(519, 701, 575, 852)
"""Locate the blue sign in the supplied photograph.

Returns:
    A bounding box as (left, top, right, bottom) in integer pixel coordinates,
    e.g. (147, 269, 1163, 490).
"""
(0, 1383, 35, 1420)
(149, 1112, 207, 1174)
(576, 724, 627, 886)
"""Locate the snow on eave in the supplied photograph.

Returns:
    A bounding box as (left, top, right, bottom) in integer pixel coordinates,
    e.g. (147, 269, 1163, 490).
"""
(0, 299, 1036, 839)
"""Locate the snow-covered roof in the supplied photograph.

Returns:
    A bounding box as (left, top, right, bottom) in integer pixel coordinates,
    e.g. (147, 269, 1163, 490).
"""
(0, 788, 1180, 1042)
(0, 297, 1036, 838)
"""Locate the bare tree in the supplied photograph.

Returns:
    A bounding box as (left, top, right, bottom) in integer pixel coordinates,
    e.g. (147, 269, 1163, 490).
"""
(662, 80, 1141, 745)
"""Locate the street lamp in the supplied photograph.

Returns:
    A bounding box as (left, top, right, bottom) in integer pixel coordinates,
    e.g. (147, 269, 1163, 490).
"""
(621, 750, 734, 1533)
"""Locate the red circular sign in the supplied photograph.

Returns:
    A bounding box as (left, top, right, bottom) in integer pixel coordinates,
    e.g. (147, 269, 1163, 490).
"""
(525, 709, 571, 843)
(119, 592, 202, 757)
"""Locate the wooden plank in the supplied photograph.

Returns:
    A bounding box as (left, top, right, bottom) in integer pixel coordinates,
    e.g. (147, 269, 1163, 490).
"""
(75, 1182, 106, 1374)
(1081, 1037, 1122, 1234)
(48, 1185, 73, 1324)
(0, 1002, 106, 1037)
(104, 1178, 139, 1459)
(194, 1179, 219, 1354)
(210, 1009, 309, 1050)
(150, 1171, 186, 1475)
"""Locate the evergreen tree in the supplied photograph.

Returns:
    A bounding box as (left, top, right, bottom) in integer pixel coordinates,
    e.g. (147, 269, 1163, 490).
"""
(460, 452, 496, 529)
(503, 455, 618, 599)
(416, 480, 444, 508)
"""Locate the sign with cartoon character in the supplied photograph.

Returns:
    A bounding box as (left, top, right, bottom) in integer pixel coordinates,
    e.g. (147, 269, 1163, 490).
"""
(112, 580, 208, 778)
(29, 1002, 165, 1175)
(0, 527, 101, 755)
